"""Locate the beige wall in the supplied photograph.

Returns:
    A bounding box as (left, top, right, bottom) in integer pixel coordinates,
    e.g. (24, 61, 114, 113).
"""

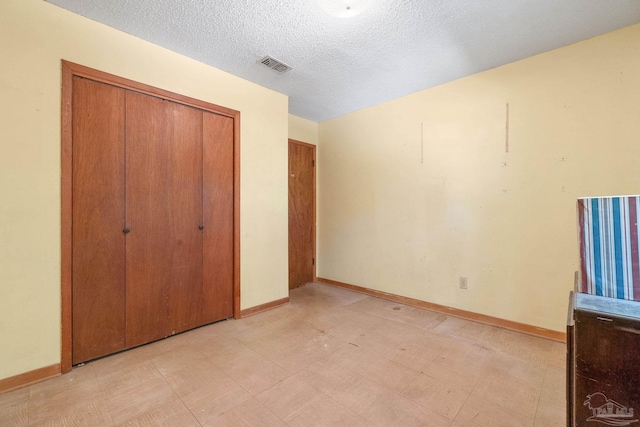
(288, 114, 319, 145)
(318, 23, 640, 332)
(0, 0, 288, 380)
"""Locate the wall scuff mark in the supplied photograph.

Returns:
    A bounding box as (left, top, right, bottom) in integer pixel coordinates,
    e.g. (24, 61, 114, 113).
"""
(505, 102, 510, 153)
(420, 122, 424, 164)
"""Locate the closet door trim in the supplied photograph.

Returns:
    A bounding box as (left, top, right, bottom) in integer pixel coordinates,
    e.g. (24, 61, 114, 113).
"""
(61, 60, 241, 373)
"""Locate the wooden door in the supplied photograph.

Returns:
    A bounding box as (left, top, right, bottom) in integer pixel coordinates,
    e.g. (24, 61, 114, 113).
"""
(71, 77, 126, 364)
(288, 139, 316, 289)
(125, 92, 203, 347)
(164, 102, 204, 336)
(202, 113, 235, 322)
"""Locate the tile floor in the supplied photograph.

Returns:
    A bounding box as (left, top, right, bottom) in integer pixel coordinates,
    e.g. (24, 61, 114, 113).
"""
(0, 282, 566, 426)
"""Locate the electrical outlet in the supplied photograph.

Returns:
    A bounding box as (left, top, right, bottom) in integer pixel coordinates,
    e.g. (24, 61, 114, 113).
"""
(459, 277, 468, 289)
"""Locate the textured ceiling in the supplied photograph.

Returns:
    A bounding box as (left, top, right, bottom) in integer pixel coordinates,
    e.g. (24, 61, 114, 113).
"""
(46, 0, 640, 122)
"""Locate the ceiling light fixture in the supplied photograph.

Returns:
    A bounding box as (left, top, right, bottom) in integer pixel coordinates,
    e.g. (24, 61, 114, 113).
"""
(318, 0, 371, 18)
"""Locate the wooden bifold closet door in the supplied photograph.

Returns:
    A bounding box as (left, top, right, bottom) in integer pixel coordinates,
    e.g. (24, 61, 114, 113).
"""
(71, 76, 234, 364)
(72, 77, 126, 364)
(202, 113, 234, 323)
(125, 91, 204, 347)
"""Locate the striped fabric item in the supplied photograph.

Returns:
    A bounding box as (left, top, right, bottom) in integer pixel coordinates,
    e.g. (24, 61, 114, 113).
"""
(578, 196, 640, 301)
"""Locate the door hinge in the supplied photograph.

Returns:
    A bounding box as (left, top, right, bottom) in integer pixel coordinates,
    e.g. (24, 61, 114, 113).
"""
(312, 258, 315, 265)
(312, 160, 315, 167)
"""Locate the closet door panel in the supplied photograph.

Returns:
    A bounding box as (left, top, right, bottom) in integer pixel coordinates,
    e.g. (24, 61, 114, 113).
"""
(202, 112, 234, 322)
(165, 103, 204, 335)
(125, 93, 203, 346)
(125, 92, 169, 347)
(72, 77, 126, 364)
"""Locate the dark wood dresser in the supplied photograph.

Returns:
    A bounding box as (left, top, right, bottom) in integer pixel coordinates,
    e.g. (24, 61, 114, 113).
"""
(568, 292, 640, 427)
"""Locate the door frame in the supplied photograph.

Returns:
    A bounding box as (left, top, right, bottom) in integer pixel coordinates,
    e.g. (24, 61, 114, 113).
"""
(61, 61, 241, 373)
(288, 138, 317, 287)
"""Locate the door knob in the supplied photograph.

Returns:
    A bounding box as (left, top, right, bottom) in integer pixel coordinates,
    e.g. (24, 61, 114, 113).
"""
(123, 227, 130, 234)
(198, 225, 204, 230)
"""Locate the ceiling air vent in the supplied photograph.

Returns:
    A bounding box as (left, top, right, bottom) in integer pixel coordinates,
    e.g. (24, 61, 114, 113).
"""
(259, 55, 292, 74)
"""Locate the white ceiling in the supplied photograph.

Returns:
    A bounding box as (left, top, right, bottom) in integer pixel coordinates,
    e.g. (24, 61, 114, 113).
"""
(46, 0, 640, 122)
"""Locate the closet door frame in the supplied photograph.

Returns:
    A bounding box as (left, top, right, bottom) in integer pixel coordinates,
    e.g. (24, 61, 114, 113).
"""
(61, 60, 241, 373)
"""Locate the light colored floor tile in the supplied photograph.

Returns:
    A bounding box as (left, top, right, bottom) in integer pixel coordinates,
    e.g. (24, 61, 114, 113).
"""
(242, 332, 304, 362)
(28, 365, 104, 425)
(346, 329, 399, 357)
(96, 360, 163, 396)
(298, 282, 368, 305)
(218, 352, 290, 395)
(143, 334, 192, 354)
(539, 364, 565, 404)
(233, 314, 309, 345)
(183, 320, 238, 344)
(116, 399, 198, 427)
(366, 395, 451, 427)
(0, 387, 29, 427)
(431, 316, 475, 337)
(437, 338, 494, 368)
(151, 344, 208, 376)
(103, 377, 176, 425)
(350, 296, 448, 330)
(319, 339, 372, 369)
(206, 343, 267, 372)
(202, 398, 286, 427)
(471, 374, 540, 420)
(386, 333, 446, 372)
(181, 381, 252, 425)
(275, 333, 347, 374)
(256, 375, 319, 421)
(472, 356, 544, 420)
(294, 307, 348, 332)
(449, 320, 504, 348)
(286, 393, 368, 427)
(32, 400, 113, 427)
(534, 397, 566, 427)
(162, 358, 235, 397)
(547, 341, 567, 370)
(455, 395, 534, 427)
(293, 360, 358, 395)
(195, 335, 250, 361)
(89, 351, 151, 380)
(369, 320, 426, 347)
(324, 310, 385, 343)
(242, 315, 319, 352)
(327, 374, 400, 418)
(352, 357, 420, 393)
(249, 328, 347, 374)
(492, 330, 552, 370)
(402, 373, 469, 420)
(422, 352, 487, 394)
